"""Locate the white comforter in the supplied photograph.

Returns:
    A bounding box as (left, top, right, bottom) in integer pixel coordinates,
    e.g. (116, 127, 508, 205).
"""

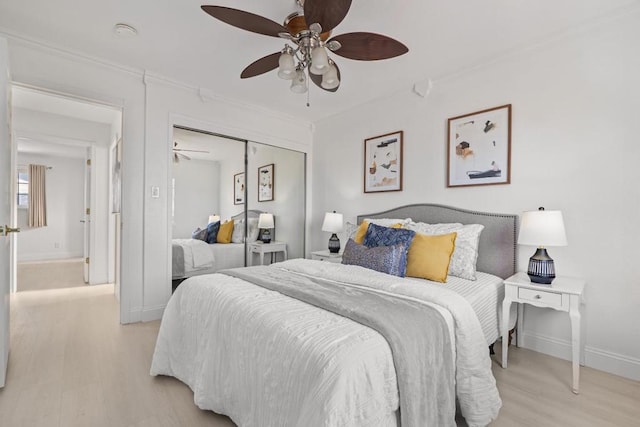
(151, 259, 501, 427)
(173, 238, 215, 271)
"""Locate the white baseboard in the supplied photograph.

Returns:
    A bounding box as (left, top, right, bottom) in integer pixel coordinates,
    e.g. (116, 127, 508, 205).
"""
(18, 251, 83, 262)
(522, 331, 640, 381)
(141, 304, 166, 322)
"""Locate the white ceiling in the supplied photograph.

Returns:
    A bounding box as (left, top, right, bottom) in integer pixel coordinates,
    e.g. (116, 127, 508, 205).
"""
(1, 0, 636, 122)
(17, 137, 87, 159)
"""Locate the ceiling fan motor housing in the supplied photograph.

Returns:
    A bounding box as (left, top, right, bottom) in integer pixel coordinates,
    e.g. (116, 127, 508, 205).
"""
(285, 13, 331, 41)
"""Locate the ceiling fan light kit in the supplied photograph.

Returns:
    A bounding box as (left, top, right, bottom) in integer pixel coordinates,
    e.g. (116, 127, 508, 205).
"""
(201, 0, 408, 96)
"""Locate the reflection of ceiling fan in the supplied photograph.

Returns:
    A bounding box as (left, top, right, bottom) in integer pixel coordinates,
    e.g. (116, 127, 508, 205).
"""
(201, 0, 408, 93)
(173, 142, 209, 163)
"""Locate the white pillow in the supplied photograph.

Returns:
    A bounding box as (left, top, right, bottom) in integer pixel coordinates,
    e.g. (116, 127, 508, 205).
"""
(231, 219, 244, 243)
(406, 221, 484, 280)
(246, 218, 260, 242)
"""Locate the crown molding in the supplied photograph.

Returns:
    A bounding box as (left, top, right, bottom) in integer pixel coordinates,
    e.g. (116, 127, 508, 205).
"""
(142, 72, 309, 128)
(0, 27, 143, 78)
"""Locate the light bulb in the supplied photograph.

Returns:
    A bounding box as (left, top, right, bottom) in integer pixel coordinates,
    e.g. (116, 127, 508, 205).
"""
(290, 69, 308, 94)
(278, 52, 296, 80)
(309, 47, 330, 75)
(321, 63, 339, 90)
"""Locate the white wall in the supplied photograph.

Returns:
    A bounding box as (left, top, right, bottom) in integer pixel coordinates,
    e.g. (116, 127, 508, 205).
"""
(312, 12, 640, 380)
(172, 159, 220, 238)
(16, 153, 84, 261)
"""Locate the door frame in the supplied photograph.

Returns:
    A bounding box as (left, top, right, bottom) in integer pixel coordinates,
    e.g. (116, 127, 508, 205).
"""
(9, 84, 123, 296)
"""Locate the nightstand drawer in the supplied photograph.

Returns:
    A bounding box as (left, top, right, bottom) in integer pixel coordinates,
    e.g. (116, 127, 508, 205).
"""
(518, 287, 562, 308)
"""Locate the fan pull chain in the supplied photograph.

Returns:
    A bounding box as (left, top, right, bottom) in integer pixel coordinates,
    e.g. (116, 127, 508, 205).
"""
(306, 83, 311, 107)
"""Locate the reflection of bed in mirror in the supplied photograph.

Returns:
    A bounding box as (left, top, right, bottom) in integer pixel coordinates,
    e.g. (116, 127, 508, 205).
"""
(171, 210, 268, 285)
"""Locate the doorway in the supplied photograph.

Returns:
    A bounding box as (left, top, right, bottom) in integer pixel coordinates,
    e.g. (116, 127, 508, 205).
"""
(10, 85, 123, 294)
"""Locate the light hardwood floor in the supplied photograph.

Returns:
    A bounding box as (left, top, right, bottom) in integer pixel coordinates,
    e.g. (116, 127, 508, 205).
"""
(17, 259, 85, 291)
(1, 268, 638, 426)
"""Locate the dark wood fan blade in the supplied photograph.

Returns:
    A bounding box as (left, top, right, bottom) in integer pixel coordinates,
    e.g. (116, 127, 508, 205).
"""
(328, 32, 409, 61)
(241, 52, 281, 79)
(304, 0, 352, 33)
(201, 6, 289, 38)
(309, 61, 341, 93)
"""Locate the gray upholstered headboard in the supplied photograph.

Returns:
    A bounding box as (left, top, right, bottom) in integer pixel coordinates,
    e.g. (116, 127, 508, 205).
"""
(357, 204, 517, 279)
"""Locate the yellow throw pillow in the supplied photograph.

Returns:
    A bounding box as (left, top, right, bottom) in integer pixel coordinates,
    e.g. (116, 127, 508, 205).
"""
(406, 232, 457, 283)
(390, 223, 403, 229)
(217, 220, 234, 244)
(354, 221, 369, 244)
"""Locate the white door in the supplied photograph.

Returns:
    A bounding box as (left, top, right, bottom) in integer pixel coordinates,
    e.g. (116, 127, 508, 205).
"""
(83, 149, 91, 283)
(0, 37, 13, 388)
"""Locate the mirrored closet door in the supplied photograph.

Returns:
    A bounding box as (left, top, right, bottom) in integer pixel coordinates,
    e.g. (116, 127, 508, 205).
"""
(170, 126, 306, 289)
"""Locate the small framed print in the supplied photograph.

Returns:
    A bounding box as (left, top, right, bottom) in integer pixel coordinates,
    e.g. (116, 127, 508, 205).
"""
(364, 131, 403, 193)
(258, 164, 274, 202)
(447, 104, 511, 187)
(234, 172, 245, 205)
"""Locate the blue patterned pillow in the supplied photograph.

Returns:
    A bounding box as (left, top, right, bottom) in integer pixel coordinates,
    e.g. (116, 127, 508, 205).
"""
(363, 223, 415, 274)
(342, 239, 408, 277)
(191, 227, 207, 241)
(206, 221, 220, 244)
(363, 222, 416, 247)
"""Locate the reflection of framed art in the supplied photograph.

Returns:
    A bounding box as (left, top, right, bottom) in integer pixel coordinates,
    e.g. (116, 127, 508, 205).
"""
(364, 131, 403, 193)
(234, 172, 245, 205)
(447, 104, 511, 187)
(258, 164, 274, 202)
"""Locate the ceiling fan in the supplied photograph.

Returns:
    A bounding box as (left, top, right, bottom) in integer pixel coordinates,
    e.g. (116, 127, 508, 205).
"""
(201, 0, 408, 94)
(173, 142, 209, 163)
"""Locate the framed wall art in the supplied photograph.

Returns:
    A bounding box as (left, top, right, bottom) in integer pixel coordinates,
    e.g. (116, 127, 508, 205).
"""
(447, 104, 511, 187)
(233, 172, 245, 205)
(258, 163, 274, 202)
(364, 131, 403, 193)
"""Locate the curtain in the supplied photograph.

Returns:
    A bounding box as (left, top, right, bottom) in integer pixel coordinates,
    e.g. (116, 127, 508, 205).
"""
(28, 164, 47, 228)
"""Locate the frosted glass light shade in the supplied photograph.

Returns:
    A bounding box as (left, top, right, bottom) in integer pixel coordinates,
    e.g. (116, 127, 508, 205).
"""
(321, 64, 339, 89)
(277, 52, 296, 80)
(208, 214, 220, 224)
(258, 213, 274, 229)
(518, 209, 567, 247)
(322, 212, 343, 233)
(290, 69, 308, 93)
(309, 47, 330, 75)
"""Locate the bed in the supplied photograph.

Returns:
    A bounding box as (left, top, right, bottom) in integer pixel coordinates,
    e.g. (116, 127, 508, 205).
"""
(153, 204, 518, 427)
(171, 210, 268, 281)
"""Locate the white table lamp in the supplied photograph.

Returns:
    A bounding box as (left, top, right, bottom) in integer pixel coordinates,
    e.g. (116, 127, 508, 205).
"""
(322, 211, 344, 253)
(518, 207, 568, 284)
(258, 213, 274, 244)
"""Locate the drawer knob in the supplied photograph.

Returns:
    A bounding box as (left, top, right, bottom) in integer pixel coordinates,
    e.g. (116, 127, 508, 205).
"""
(534, 294, 541, 299)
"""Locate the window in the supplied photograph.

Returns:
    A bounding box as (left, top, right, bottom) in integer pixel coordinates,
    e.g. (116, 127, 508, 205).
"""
(17, 167, 28, 208)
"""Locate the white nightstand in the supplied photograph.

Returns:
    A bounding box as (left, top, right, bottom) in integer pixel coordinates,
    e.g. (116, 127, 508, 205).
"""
(501, 272, 586, 394)
(248, 241, 288, 266)
(310, 250, 343, 263)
